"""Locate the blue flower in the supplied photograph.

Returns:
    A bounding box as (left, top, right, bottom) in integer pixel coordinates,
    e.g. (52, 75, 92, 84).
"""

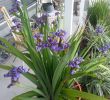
(54, 29, 67, 38)
(4, 66, 29, 88)
(98, 44, 110, 54)
(9, 0, 19, 13)
(68, 57, 84, 75)
(51, 45, 59, 51)
(11, 19, 22, 32)
(33, 33, 44, 42)
(35, 14, 48, 27)
(68, 57, 84, 68)
(36, 42, 43, 51)
(42, 43, 49, 48)
(61, 43, 69, 50)
(95, 25, 104, 35)
(70, 70, 76, 75)
(48, 36, 58, 45)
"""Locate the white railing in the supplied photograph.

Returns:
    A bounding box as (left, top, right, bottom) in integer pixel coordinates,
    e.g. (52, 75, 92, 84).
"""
(0, 2, 36, 37)
(64, 0, 87, 37)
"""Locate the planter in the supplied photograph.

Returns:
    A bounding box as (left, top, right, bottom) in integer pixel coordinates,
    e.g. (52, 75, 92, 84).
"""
(73, 81, 82, 100)
(42, 3, 54, 13)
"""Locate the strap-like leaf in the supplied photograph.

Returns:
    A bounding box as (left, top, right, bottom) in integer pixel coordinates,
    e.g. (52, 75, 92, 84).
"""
(0, 37, 33, 69)
(12, 91, 44, 100)
(23, 73, 38, 85)
(0, 65, 12, 70)
(62, 88, 107, 100)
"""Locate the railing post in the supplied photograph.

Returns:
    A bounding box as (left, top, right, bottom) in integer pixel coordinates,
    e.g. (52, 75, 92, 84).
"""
(64, 0, 74, 37)
(78, 0, 85, 26)
(42, 0, 52, 3)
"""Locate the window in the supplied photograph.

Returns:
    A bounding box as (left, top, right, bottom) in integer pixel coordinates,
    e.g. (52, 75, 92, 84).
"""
(0, 0, 36, 22)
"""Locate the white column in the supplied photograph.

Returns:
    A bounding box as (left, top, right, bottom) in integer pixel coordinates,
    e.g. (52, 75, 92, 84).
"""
(42, 0, 52, 3)
(78, 0, 85, 26)
(64, 0, 74, 37)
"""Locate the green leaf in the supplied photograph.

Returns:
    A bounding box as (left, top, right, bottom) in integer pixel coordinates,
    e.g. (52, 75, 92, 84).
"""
(23, 73, 38, 85)
(21, 0, 35, 48)
(12, 87, 46, 100)
(12, 91, 45, 100)
(81, 57, 106, 72)
(0, 65, 12, 70)
(62, 88, 107, 100)
(0, 37, 33, 69)
(80, 37, 98, 58)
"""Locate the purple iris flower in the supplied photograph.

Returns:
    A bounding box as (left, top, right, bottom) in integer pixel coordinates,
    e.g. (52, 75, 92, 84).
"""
(33, 33, 44, 41)
(36, 42, 43, 51)
(70, 70, 76, 75)
(11, 19, 22, 32)
(54, 29, 67, 38)
(48, 36, 58, 45)
(4, 66, 29, 88)
(9, 0, 19, 13)
(36, 42, 49, 51)
(51, 45, 59, 51)
(42, 43, 49, 48)
(95, 25, 104, 35)
(35, 14, 48, 27)
(98, 44, 110, 54)
(52, 43, 69, 52)
(51, 45, 62, 52)
(47, 36, 69, 52)
(68, 57, 84, 68)
(68, 57, 84, 75)
(61, 43, 69, 50)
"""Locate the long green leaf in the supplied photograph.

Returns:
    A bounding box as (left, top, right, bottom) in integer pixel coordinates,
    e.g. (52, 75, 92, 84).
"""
(12, 91, 39, 100)
(23, 73, 38, 85)
(62, 88, 107, 100)
(0, 37, 33, 69)
(0, 65, 12, 70)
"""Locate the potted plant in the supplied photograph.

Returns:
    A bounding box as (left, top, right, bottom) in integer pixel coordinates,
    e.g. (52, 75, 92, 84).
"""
(0, 0, 108, 100)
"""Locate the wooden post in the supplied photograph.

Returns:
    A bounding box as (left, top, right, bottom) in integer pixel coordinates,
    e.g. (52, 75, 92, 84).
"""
(64, 0, 74, 37)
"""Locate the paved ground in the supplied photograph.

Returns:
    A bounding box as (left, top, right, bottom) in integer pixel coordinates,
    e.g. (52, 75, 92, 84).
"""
(0, 56, 35, 100)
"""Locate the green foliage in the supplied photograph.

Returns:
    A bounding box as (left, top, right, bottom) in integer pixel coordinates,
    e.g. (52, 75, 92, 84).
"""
(78, 0, 110, 96)
(62, 88, 106, 100)
(79, 64, 110, 97)
(88, 0, 110, 27)
(0, 0, 108, 100)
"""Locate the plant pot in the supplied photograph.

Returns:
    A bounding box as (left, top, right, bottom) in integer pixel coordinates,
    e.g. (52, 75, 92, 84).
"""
(42, 3, 54, 13)
(73, 81, 82, 100)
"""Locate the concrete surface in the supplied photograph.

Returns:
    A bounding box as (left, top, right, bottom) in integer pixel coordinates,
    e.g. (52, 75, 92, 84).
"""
(0, 56, 35, 100)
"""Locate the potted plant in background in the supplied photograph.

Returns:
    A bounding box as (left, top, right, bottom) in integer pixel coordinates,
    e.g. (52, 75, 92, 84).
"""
(0, 0, 109, 100)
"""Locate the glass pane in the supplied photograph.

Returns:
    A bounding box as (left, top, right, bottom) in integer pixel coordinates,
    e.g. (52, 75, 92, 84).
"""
(0, 0, 36, 21)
